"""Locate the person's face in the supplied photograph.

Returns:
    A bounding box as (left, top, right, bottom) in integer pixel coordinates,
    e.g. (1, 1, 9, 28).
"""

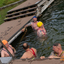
(53, 46, 59, 53)
(5, 43, 9, 48)
(33, 18, 37, 22)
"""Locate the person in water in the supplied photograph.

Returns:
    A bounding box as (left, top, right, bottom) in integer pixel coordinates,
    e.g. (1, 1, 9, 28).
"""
(48, 43, 64, 58)
(40, 43, 64, 59)
(20, 43, 37, 59)
(21, 16, 39, 32)
(1, 40, 16, 57)
(37, 21, 47, 38)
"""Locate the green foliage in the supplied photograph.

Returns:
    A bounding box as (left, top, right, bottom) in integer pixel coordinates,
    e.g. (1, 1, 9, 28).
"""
(0, 0, 20, 7)
(0, 0, 26, 25)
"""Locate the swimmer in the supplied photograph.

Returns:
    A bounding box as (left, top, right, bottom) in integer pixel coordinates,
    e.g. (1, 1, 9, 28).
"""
(1, 40, 16, 57)
(21, 16, 39, 32)
(37, 21, 47, 38)
(20, 43, 37, 59)
(48, 43, 64, 58)
(40, 43, 64, 59)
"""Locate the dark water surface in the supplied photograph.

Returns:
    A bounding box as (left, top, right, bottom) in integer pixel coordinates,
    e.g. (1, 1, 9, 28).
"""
(12, 0, 64, 59)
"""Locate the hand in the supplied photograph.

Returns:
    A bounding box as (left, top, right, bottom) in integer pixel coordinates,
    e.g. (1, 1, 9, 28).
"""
(48, 55, 54, 59)
(40, 56, 45, 59)
(21, 28, 25, 32)
(14, 49, 16, 54)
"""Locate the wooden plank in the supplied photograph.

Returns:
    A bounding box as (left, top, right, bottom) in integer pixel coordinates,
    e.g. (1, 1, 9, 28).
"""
(4, 11, 36, 21)
(7, 4, 37, 14)
(7, 0, 40, 13)
(0, 16, 34, 41)
(11, 59, 64, 64)
(31, 59, 64, 64)
(6, 7, 37, 17)
(36, 0, 54, 16)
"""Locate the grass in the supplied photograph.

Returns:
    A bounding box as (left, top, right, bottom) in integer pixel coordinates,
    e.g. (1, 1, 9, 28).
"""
(0, 0, 20, 7)
(0, 4, 18, 24)
(0, 0, 26, 25)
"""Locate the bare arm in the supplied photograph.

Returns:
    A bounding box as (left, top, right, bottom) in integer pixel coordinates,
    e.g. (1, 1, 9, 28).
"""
(48, 55, 60, 58)
(21, 22, 32, 32)
(48, 51, 60, 58)
(25, 22, 32, 28)
(1, 50, 5, 57)
(10, 45, 16, 53)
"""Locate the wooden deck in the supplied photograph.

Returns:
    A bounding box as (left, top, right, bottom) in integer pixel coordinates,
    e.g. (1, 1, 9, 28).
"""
(0, 0, 54, 44)
(8, 0, 40, 12)
(11, 58, 64, 64)
(0, 57, 64, 64)
(0, 0, 40, 43)
(0, 16, 34, 41)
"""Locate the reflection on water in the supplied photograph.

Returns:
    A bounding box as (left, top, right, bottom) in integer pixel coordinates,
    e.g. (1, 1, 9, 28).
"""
(13, 0, 64, 59)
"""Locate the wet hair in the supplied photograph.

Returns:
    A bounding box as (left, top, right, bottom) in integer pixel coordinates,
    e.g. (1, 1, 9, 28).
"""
(22, 43, 29, 49)
(53, 43, 59, 46)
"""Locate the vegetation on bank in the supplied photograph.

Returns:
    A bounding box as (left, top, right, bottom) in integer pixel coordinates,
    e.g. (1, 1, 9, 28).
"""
(0, 5, 18, 24)
(0, 0, 26, 25)
(0, 0, 22, 7)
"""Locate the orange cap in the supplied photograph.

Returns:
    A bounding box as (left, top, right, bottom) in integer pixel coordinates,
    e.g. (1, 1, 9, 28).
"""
(2, 40, 8, 45)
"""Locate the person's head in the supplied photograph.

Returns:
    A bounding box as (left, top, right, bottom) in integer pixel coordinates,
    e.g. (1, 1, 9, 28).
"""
(33, 16, 37, 22)
(22, 43, 29, 50)
(53, 43, 62, 53)
(37, 21, 44, 28)
(2, 40, 9, 48)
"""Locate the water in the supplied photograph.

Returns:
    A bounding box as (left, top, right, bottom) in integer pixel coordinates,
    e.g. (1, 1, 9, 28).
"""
(12, 0, 64, 59)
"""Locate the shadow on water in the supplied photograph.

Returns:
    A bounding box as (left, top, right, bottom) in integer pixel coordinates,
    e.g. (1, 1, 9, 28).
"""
(11, 0, 64, 59)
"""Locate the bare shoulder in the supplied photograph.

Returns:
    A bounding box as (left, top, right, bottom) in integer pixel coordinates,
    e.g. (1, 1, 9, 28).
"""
(31, 47, 37, 51)
(31, 47, 36, 49)
(9, 45, 14, 49)
(9, 45, 12, 47)
(9, 45, 13, 48)
(31, 22, 34, 25)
